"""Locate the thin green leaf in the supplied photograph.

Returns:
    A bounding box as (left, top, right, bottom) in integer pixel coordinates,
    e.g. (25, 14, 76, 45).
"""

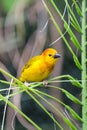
(64, 22, 81, 50)
(0, 80, 11, 85)
(63, 118, 77, 130)
(73, 54, 82, 70)
(67, 75, 82, 88)
(0, 68, 23, 85)
(0, 94, 41, 130)
(64, 0, 82, 33)
(26, 89, 64, 130)
(34, 88, 82, 122)
(50, 0, 81, 33)
(42, 0, 82, 71)
(31, 89, 77, 130)
(71, 17, 82, 33)
(72, 0, 82, 16)
(65, 105, 82, 122)
(61, 89, 82, 105)
(49, 75, 82, 89)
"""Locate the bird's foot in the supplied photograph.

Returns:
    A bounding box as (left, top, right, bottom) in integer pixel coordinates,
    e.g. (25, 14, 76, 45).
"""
(24, 81, 30, 87)
(42, 80, 48, 87)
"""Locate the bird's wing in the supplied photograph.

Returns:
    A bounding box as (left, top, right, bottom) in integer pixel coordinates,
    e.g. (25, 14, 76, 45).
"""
(21, 55, 41, 72)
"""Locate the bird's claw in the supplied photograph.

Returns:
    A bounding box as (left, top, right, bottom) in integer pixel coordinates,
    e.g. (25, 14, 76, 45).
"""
(43, 80, 48, 87)
(24, 82, 30, 87)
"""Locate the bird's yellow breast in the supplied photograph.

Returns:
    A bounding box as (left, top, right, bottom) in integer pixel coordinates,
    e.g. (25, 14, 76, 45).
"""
(19, 56, 54, 82)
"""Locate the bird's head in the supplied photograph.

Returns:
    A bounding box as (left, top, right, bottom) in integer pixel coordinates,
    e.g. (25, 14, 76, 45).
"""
(41, 48, 61, 66)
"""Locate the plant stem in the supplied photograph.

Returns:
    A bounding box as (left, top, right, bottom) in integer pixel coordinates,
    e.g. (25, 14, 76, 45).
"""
(81, 0, 87, 129)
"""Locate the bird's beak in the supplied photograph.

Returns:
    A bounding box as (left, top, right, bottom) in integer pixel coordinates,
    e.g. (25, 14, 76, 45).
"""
(54, 53, 61, 58)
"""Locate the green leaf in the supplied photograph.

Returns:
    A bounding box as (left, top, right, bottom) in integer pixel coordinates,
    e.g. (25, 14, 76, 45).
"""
(65, 105, 83, 122)
(64, 0, 82, 33)
(67, 75, 82, 88)
(0, 94, 41, 130)
(61, 89, 82, 105)
(73, 54, 82, 70)
(71, 17, 82, 33)
(63, 117, 77, 130)
(32, 88, 77, 130)
(72, 0, 82, 17)
(64, 22, 81, 51)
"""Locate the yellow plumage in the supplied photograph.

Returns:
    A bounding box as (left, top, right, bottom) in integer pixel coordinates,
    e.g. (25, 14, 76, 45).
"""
(19, 48, 60, 82)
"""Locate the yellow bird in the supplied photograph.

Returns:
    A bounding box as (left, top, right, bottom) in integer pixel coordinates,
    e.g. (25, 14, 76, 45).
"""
(19, 48, 61, 82)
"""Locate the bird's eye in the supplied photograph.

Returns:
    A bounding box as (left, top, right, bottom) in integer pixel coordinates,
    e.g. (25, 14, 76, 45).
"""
(48, 54, 52, 57)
